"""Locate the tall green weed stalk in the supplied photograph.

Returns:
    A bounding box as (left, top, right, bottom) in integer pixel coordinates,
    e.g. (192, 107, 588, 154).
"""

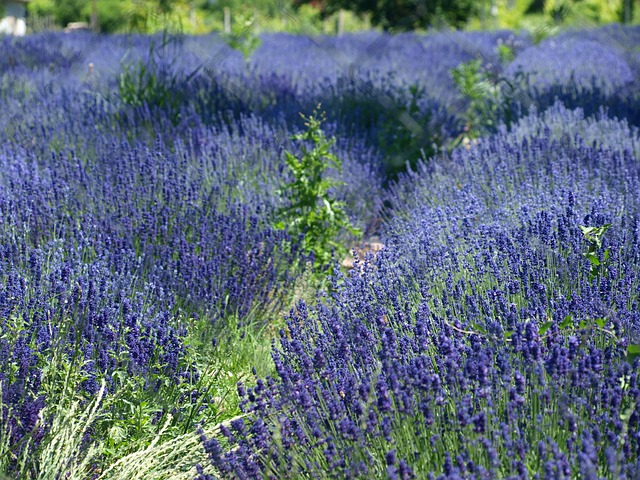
(275, 109, 361, 276)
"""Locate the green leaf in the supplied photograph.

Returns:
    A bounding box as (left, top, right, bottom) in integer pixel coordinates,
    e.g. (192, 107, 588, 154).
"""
(579, 225, 595, 236)
(559, 314, 573, 330)
(620, 402, 636, 421)
(583, 252, 600, 266)
(595, 318, 606, 329)
(628, 344, 640, 355)
(627, 344, 640, 366)
(470, 322, 487, 335)
(539, 321, 553, 336)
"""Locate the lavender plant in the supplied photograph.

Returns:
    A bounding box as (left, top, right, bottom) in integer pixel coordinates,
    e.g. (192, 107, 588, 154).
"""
(3, 26, 640, 479)
(202, 105, 640, 479)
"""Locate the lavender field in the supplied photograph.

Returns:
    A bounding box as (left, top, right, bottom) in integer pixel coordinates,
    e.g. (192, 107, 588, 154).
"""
(2, 25, 640, 479)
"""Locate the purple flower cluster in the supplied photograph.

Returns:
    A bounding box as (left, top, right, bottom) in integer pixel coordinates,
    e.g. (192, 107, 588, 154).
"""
(0, 241, 185, 454)
(0, 32, 84, 72)
(2, 25, 640, 478)
(502, 26, 640, 129)
(204, 105, 640, 478)
(505, 37, 634, 95)
(0, 30, 387, 466)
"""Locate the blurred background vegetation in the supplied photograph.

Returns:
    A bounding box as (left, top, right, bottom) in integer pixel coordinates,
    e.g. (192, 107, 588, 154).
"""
(22, 0, 640, 35)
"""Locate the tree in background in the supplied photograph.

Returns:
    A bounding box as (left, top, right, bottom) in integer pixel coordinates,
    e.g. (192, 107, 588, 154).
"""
(25, 0, 640, 33)
(543, 0, 635, 24)
(292, 0, 477, 30)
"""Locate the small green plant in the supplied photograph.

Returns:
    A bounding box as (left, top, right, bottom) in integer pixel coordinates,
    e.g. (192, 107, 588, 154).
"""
(275, 108, 361, 275)
(451, 59, 498, 140)
(450, 58, 528, 145)
(580, 224, 611, 284)
(496, 42, 517, 64)
(117, 34, 200, 124)
(222, 13, 261, 63)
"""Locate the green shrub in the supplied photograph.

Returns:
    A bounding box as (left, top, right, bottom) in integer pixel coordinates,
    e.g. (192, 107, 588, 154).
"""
(221, 13, 261, 62)
(275, 108, 361, 275)
(451, 53, 529, 145)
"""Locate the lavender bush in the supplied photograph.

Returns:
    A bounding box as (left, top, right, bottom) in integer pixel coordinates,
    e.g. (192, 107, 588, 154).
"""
(203, 104, 640, 478)
(499, 27, 640, 129)
(1, 25, 640, 479)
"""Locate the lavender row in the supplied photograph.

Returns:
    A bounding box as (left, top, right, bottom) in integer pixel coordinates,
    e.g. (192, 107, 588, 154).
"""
(204, 105, 640, 478)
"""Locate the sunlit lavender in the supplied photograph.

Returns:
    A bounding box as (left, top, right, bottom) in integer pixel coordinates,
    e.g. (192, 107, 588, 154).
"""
(1, 24, 640, 479)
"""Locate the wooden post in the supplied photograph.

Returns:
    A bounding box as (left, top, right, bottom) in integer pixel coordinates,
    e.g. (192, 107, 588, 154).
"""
(91, 0, 99, 32)
(190, 1, 196, 29)
(337, 9, 345, 37)
(224, 7, 231, 34)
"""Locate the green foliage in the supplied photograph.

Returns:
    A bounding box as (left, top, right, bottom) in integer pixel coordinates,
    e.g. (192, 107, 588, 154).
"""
(2, 367, 217, 479)
(544, 0, 626, 25)
(121, 0, 186, 34)
(628, 343, 640, 363)
(492, 0, 540, 29)
(25, 0, 55, 18)
(93, 420, 217, 480)
(221, 13, 262, 62)
(452, 60, 493, 117)
(451, 56, 528, 144)
(88, 0, 132, 34)
(292, 0, 477, 30)
(580, 224, 611, 284)
(451, 59, 500, 141)
(32, 382, 106, 480)
(496, 43, 515, 63)
(275, 109, 361, 275)
(27, 0, 192, 33)
(51, 0, 86, 27)
(117, 35, 201, 124)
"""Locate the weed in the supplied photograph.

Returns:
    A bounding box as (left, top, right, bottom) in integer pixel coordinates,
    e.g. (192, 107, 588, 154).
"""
(117, 33, 201, 124)
(221, 13, 261, 63)
(450, 55, 529, 144)
(580, 223, 611, 284)
(275, 107, 361, 276)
